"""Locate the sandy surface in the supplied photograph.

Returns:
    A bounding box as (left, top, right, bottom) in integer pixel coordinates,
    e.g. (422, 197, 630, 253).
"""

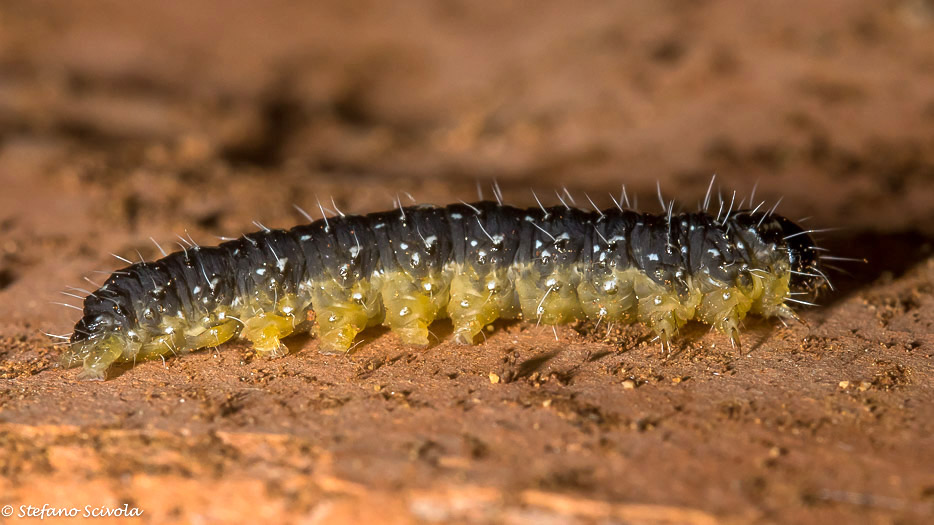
(1, 1, 933, 523)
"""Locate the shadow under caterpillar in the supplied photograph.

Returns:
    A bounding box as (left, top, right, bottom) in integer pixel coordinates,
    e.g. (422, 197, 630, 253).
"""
(59, 189, 830, 380)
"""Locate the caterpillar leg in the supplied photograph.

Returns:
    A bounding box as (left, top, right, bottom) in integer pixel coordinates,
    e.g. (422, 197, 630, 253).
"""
(242, 312, 295, 357)
(515, 266, 583, 326)
(314, 302, 370, 352)
(448, 267, 518, 344)
(309, 279, 383, 353)
(637, 290, 698, 349)
(578, 272, 638, 325)
(381, 271, 450, 346)
(750, 268, 804, 326)
(697, 287, 754, 348)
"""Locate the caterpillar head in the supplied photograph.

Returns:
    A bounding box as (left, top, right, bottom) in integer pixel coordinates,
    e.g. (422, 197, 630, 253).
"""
(732, 210, 829, 302)
(771, 214, 827, 299)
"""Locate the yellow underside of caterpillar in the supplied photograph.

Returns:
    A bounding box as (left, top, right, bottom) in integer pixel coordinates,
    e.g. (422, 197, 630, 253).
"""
(65, 262, 794, 379)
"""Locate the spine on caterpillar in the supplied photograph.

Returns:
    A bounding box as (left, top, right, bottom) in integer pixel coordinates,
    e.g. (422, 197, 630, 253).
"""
(64, 202, 826, 379)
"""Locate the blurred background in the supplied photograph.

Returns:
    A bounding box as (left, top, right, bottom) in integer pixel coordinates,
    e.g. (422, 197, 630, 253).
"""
(2, 0, 933, 230)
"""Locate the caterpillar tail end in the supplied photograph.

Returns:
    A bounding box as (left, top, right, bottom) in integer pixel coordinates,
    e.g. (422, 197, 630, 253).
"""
(62, 334, 127, 381)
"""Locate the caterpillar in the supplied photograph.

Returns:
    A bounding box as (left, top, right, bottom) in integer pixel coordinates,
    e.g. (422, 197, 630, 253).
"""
(59, 186, 829, 380)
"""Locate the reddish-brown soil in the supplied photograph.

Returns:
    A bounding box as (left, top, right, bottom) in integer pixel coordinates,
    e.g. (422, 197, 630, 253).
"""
(1, 2, 933, 523)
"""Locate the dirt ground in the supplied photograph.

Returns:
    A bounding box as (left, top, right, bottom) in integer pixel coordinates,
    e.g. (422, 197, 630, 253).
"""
(1, 1, 933, 523)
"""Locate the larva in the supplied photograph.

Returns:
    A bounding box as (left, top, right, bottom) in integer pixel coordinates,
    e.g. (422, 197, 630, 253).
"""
(60, 190, 829, 380)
